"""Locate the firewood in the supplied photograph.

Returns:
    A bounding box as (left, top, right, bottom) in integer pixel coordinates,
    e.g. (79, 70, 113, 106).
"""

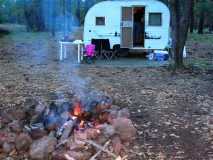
(89, 140, 111, 160)
(64, 153, 76, 160)
(59, 119, 77, 144)
(80, 139, 117, 158)
(55, 139, 69, 149)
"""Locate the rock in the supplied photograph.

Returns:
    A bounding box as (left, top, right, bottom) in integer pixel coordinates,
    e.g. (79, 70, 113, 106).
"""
(95, 101, 112, 114)
(0, 112, 13, 124)
(68, 142, 85, 151)
(96, 124, 115, 138)
(24, 98, 39, 110)
(0, 132, 7, 146)
(95, 135, 108, 145)
(0, 132, 16, 145)
(30, 128, 47, 140)
(29, 136, 57, 160)
(7, 133, 17, 143)
(2, 142, 15, 154)
(85, 128, 101, 139)
(8, 120, 22, 133)
(35, 103, 46, 114)
(118, 108, 130, 118)
(98, 112, 110, 123)
(74, 130, 87, 141)
(52, 150, 66, 160)
(65, 150, 92, 160)
(112, 136, 123, 155)
(112, 117, 136, 142)
(15, 133, 32, 151)
(74, 127, 101, 141)
(10, 109, 26, 121)
(108, 110, 118, 123)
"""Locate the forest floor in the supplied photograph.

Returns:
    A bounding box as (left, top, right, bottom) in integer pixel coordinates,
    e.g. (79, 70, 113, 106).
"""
(0, 25, 213, 160)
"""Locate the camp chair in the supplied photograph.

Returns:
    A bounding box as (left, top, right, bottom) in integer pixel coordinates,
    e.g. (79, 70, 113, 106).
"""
(91, 39, 116, 60)
(91, 39, 102, 59)
(85, 44, 95, 57)
(100, 39, 116, 60)
(84, 44, 96, 64)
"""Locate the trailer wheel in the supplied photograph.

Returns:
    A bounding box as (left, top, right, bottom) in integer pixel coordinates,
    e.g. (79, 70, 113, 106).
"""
(117, 48, 129, 57)
(113, 44, 120, 57)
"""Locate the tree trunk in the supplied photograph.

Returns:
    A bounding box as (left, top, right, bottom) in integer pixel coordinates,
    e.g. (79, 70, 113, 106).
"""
(170, 0, 192, 68)
(24, 0, 45, 32)
(62, 0, 66, 37)
(51, 0, 56, 36)
(65, 0, 73, 33)
(76, 0, 81, 22)
(190, 0, 194, 33)
(198, 10, 205, 34)
(171, 0, 183, 67)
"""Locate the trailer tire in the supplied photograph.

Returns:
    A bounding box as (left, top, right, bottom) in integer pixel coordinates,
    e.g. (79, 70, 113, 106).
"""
(117, 48, 129, 57)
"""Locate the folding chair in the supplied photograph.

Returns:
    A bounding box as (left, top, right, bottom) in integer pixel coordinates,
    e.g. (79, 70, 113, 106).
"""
(101, 39, 116, 60)
(91, 39, 102, 59)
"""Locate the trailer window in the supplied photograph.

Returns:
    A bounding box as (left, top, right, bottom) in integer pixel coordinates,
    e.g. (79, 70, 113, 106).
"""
(149, 13, 162, 26)
(96, 17, 105, 26)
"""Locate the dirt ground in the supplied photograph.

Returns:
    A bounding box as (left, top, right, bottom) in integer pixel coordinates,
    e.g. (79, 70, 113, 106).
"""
(0, 28, 213, 160)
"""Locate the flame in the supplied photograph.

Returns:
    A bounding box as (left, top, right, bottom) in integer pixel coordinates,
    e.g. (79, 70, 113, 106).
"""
(96, 129, 101, 134)
(73, 101, 82, 116)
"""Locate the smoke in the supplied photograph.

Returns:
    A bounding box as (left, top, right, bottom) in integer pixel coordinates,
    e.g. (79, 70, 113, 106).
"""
(41, 0, 103, 101)
(0, 0, 104, 103)
(42, 0, 81, 38)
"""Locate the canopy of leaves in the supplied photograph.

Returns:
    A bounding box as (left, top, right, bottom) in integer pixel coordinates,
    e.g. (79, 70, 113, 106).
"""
(0, 0, 212, 31)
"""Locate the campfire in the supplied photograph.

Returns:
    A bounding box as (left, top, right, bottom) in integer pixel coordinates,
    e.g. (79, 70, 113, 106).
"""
(23, 96, 137, 160)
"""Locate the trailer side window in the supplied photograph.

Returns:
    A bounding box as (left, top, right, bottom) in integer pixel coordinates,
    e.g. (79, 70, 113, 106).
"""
(149, 13, 162, 26)
(96, 17, 105, 26)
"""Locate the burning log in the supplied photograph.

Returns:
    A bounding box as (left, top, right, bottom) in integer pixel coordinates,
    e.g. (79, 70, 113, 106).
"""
(58, 118, 78, 144)
(21, 96, 136, 160)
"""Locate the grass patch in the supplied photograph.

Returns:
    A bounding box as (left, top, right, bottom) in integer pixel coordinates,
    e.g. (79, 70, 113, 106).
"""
(185, 59, 213, 70)
(188, 33, 213, 44)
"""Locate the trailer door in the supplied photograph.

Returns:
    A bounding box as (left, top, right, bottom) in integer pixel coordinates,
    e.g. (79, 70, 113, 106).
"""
(121, 7, 133, 48)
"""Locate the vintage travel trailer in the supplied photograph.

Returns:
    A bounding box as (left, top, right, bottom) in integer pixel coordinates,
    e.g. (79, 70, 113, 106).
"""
(83, 0, 171, 52)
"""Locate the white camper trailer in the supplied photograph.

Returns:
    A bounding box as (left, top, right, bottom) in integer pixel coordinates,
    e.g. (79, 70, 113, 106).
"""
(83, 0, 170, 53)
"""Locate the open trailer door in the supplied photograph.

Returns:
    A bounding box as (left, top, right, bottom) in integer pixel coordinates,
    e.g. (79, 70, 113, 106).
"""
(121, 7, 133, 48)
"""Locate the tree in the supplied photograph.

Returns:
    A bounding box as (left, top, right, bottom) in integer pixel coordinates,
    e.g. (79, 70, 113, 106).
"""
(50, 0, 57, 36)
(196, 0, 213, 34)
(169, 0, 193, 68)
(190, 0, 194, 33)
(76, 0, 81, 21)
(0, 0, 4, 23)
(24, 0, 45, 31)
(197, 1, 205, 34)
